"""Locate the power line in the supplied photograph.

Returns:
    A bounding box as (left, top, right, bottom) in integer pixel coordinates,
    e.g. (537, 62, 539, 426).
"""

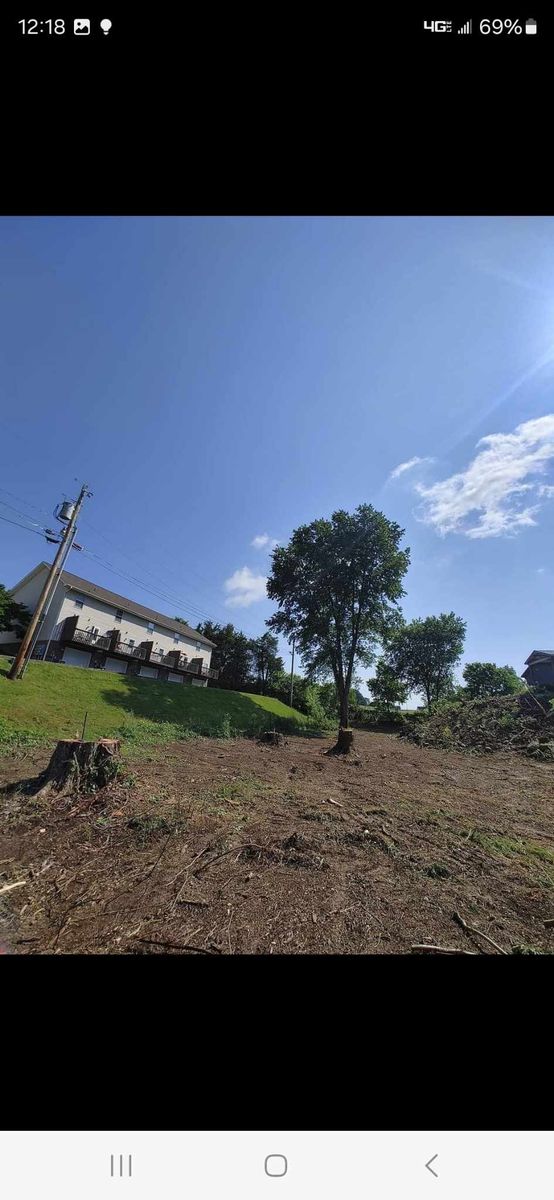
(0, 486, 52, 520)
(81, 548, 214, 620)
(0, 499, 46, 529)
(0, 488, 265, 637)
(78, 548, 219, 627)
(0, 512, 50, 538)
(80, 515, 224, 618)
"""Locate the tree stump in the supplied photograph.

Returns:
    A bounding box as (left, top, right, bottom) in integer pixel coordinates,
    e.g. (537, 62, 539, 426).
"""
(258, 730, 287, 746)
(34, 739, 120, 797)
(327, 727, 354, 755)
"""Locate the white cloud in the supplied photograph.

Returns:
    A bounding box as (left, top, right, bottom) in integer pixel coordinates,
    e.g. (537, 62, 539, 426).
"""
(251, 533, 278, 549)
(224, 566, 268, 607)
(389, 456, 435, 481)
(414, 414, 554, 539)
(537, 567, 546, 574)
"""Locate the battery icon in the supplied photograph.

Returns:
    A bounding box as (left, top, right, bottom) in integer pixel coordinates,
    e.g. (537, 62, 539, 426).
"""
(525, 17, 537, 33)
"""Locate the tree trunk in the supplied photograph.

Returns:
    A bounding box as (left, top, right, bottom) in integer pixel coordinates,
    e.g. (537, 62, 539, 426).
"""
(33, 739, 120, 798)
(334, 726, 354, 753)
(325, 684, 354, 754)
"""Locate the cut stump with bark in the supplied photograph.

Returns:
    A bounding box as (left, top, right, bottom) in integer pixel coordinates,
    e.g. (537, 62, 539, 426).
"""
(34, 739, 120, 798)
(258, 730, 287, 747)
(327, 727, 354, 755)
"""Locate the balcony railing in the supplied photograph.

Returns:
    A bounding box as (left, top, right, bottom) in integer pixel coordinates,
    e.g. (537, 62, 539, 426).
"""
(73, 628, 110, 650)
(69, 625, 218, 677)
(116, 641, 146, 660)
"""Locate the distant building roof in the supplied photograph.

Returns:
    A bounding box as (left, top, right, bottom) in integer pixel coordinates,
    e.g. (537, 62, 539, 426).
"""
(55, 565, 216, 647)
(524, 650, 554, 664)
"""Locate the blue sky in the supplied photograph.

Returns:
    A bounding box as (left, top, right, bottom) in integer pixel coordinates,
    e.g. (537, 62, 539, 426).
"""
(2, 216, 554, 696)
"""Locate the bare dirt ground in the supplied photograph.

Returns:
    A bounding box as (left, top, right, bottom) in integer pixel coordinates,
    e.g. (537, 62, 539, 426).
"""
(1, 730, 554, 954)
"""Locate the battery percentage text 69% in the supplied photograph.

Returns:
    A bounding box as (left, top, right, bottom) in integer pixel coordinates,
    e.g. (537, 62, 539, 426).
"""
(480, 18, 522, 33)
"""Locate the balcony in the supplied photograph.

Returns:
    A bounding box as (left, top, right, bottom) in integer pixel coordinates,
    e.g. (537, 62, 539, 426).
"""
(115, 641, 147, 660)
(72, 627, 146, 659)
(64, 621, 219, 679)
(73, 628, 110, 650)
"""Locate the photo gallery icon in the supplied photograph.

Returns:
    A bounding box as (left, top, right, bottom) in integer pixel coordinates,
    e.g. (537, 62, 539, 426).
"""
(74, 18, 91, 34)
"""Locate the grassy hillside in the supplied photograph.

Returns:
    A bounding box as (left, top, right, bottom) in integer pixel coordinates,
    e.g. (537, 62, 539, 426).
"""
(0, 655, 323, 749)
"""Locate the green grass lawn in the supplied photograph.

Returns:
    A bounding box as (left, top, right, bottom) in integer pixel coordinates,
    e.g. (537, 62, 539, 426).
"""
(0, 655, 323, 749)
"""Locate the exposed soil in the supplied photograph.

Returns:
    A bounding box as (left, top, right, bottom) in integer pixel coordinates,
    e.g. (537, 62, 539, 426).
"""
(1, 730, 554, 954)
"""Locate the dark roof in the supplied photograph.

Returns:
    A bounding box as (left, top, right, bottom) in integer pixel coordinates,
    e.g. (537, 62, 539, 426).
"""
(524, 650, 554, 664)
(58, 566, 216, 647)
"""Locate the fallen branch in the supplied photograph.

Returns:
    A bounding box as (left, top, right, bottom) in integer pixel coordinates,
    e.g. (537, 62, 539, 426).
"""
(132, 936, 221, 955)
(326, 798, 344, 808)
(138, 831, 174, 886)
(0, 878, 26, 897)
(193, 843, 263, 877)
(544, 918, 554, 928)
(411, 944, 478, 955)
(452, 910, 508, 955)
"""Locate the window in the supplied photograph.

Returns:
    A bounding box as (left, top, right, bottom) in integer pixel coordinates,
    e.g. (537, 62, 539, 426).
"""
(128, 639, 135, 648)
(115, 609, 123, 622)
(195, 641, 202, 651)
(74, 600, 83, 609)
(147, 622, 155, 632)
(173, 633, 181, 644)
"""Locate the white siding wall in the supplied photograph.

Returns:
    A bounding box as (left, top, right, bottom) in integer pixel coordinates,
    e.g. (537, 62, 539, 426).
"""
(5, 567, 214, 671)
(0, 564, 54, 644)
(52, 589, 213, 667)
(10, 565, 50, 612)
(2, 567, 67, 645)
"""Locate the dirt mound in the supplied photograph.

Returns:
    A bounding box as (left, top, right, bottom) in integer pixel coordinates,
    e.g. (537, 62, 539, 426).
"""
(400, 694, 554, 756)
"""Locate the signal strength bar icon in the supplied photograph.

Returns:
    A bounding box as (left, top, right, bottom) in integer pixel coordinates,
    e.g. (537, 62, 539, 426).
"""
(458, 18, 472, 33)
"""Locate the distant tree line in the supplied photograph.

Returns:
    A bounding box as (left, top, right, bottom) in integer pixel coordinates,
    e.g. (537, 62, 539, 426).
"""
(195, 620, 371, 724)
(367, 615, 524, 714)
(0, 488, 530, 754)
(197, 609, 525, 728)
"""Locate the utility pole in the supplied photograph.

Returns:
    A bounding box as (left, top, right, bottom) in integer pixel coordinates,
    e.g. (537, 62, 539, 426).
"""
(8, 483, 92, 681)
(289, 635, 295, 707)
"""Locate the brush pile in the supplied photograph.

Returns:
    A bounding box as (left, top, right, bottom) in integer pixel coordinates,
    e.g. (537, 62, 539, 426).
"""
(400, 694, 554, 758)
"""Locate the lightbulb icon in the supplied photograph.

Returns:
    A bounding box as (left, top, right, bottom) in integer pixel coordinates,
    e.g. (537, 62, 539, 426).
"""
(100, 18, 112, 33)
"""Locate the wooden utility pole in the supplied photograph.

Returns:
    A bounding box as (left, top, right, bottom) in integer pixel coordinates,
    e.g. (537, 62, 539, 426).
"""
(289, 635, 295, 707)
(8, 483, 92, 681)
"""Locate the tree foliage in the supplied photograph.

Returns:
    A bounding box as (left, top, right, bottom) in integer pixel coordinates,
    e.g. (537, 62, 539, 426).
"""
(266, 504, 410, 738)
(462, 661, 523, 699)
(249, 631, 284, 694)
(384, 612, 466, 711)
(367, 659, 409, 712)
(196, 621, 253, 691)
(0, 584, 31, 637)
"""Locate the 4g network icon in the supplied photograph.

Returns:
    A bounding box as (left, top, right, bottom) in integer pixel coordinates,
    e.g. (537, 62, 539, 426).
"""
(423, 19, 453, 30)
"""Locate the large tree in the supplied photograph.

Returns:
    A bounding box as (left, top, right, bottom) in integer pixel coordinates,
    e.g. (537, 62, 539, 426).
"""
(385, 612, 466, 711)
(249, 631, 284, 694)
(196, 621, 253, 691)
(462, 661, 523, 699)
(266, 504, 410, 751)
(0, 584, 31, 639)
(367, 659, 408, 713)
